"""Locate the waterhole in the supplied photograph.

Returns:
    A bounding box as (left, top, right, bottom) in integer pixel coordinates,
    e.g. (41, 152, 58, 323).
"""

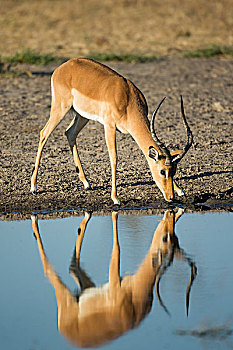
(0, 210, 232, 349)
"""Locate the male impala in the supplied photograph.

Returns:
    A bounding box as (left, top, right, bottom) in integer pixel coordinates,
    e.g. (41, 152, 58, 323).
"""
(31, 209, 196, 348)
(31, 58, 193, 204)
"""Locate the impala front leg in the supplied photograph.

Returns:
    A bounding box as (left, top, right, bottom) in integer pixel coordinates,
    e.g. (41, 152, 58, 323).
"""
(105, 125, 120, 205)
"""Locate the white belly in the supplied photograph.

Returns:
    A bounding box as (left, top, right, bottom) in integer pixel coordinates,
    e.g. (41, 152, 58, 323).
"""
(72, 88, 105, 125)
(73, 102, 104, 124)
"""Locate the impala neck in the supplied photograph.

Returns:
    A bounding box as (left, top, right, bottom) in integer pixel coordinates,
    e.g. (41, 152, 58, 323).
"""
(127, 113, 160, 158)
(127, 116, 162, 184)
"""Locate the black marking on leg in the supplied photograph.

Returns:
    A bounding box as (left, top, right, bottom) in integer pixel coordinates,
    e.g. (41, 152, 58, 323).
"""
(32, 166, 35, 175)
(76, 166, 79, 174)
(32, 230, 37, 240)
(78, 228, 81, 235)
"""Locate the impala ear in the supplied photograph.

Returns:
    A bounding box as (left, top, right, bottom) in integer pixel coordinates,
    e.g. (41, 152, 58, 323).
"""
(148, 146, 159, 161)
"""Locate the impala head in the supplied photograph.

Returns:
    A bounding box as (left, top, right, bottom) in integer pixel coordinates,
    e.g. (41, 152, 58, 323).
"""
(149, 96, 193, 202)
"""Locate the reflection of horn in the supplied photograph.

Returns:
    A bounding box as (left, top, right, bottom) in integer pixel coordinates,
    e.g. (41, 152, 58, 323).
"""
(155, 279, 170, 316)
(154, 228, 197, 317)
(186, 262, 197, 316)
(154, 247, 174, 315)
(175, 249, 197, 316)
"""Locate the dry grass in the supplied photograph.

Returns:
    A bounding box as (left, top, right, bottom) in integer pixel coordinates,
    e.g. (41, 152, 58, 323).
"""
(1, 0, 232, 58)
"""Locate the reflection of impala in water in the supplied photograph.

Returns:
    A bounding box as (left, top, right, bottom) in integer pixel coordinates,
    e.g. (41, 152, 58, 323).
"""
(31, 209, 196, 348)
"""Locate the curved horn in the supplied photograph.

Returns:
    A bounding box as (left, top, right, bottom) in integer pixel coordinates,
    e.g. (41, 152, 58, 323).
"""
(150, 97, 172, 166)
(172, 96, 193, 164)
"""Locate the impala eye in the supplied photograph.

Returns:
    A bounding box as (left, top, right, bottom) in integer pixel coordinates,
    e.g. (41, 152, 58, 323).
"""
(160, 170, 166, 176)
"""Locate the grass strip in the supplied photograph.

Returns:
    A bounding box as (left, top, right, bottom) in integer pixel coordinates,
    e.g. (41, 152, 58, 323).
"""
(182, 45, 233, 58)
(1, 45, 232, 71)
(2, 49, 66, 65)
(87, 52, 158, 63)
(0, 49, 158, 66)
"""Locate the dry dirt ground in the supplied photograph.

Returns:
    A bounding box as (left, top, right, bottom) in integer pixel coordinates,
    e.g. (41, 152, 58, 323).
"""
(0, 0, 232, 216)
(0, 57, 232, 216)
(1, 0, 232, 58)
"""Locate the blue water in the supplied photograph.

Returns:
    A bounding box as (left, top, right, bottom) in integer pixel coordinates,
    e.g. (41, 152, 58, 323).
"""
(0, 211, 232, 349)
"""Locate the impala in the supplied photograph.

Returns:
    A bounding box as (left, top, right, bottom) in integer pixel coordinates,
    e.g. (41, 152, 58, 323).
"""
(31, 209, 197, 348)
(30, 58, 193, 204)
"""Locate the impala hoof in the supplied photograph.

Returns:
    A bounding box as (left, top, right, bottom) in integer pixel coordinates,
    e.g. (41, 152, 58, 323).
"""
(31, 215, 37, 223)
(84, 181, 91, 190)
(30, 184, 37, 194)
(84, 212, 92, 220)
(177, 189, 185, 197)
(113, 198, 120, 205)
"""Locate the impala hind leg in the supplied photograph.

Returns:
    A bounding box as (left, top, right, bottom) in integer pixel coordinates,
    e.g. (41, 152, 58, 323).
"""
(30, 103, 72, 193)
(65, 113, 90, 189)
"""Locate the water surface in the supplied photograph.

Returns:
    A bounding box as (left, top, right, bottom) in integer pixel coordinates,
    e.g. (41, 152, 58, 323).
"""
(0, 211, 232, 349)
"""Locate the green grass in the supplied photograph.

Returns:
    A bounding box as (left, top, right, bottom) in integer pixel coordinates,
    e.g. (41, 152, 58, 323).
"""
(182, 45, 233, 58)
(2, 49, 66, 65)
(1, 49, 158, 66)
(87, 52, 158, 63)
(1, 45, 232, 71)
